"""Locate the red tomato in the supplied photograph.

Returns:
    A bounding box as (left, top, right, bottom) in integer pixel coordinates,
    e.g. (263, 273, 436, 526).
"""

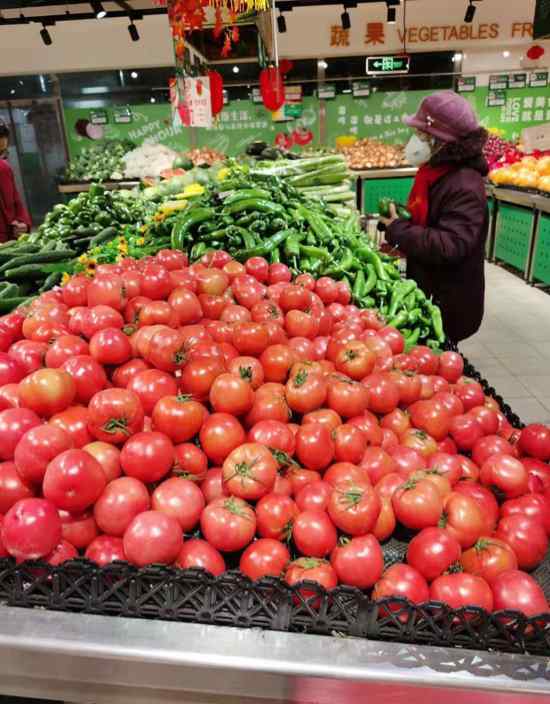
(45, 539, 78, 566)
(14, 424, 73, 484)
(501, 492, 550, 535)
(2, 498, 62, 559)
(82, 441, 121, 482)
(123, 510, 182, 566)
(247, 420, 295, 455)
(285, 368, 327, 415)
(62, 275, 89, 307)
(152, 395, 206, 444)
(7, 341, 46, 375)
(333, 424, 367, 464)
(43, 448, 106, 513)
(519, 424, 550, 461)
(449, 414, 483, 451)
(410, 346, 439, 375)
(50, 406, 92, 448)
(389, 445, 425, 476)
(496, 515, 548, 570)
(85, 535, 126, 566)
(222, 442, 277, 501)
(120, 431, 174, 483)
(89, 328, 131, 366)
(93, 476, 150, 537)
(44, 335, 89, 369)
(245, 391, 290, 428)
(87, 273, 127, 310)
(285, 557, 337, 603)
(437, 352, 464, 383)
(364, 373, 400, 415)
(0, 460, 34, 513)
(326, 376, 369, 418)
(372, 563, 429, 613)
(200, 496, 256, 552)
(0, 407, 41, 460)
(327, 481, 380, 536)
(331, 534, 384, 588)
(179, 357, 225, 402)
(479, 453, 528, 499)
(140, 264, 172, 300)
(295, 423, 334, 472)
(156, 249, 187, 271)
(128, 370, 178, 417)
(260, 344, 295, 383)
(293, 509, 337, 557)
(199, 413, 246, 465)
(294, 480, 331, 512)
(359, 446, 396, 484)
(168, 287, 203, 325)
(407, 527, 462, 581)
(454, 380, 485, 411)
(491, 569, 549, 616)
(18, 368, 76, 418)
(468, 406, 499, 436)
(152, 477, 205, 531)
(392, 478, 443, 530)
(87, 388, 144, 444)
(460, 537, 518, 584)
(472, 434, 514, 466)
(256, 493, 298, 541)
(209, 373, 255, 416)
(174, 538, 225, 575)
(324, 462, 366, 488)
(426, 452, 463, 485)
(430, 572, 493, 612)
(269, 263, 292, 285)
(334, 341, 375, 380)
(409, 399, 451, 441)
(81, 305, 124, 339)
(439, 492, 485, 548)
(245, 256, 269, 283)
(523, 458, 550, 493)
(62, 355, 108, 404)
(59, 510, 98, 549)
(239, 538, 290, 581)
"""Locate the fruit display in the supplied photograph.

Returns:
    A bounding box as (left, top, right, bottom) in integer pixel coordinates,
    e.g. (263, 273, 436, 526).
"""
(0, 250, 548, 629)
(483, 129, 514, 172)
(489, 153, 550, 193)
(336, 138, 408, 170)
(63, 140, 135, 183)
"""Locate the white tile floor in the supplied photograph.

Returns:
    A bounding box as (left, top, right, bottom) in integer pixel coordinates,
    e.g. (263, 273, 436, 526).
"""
(459, 263, 550, 425)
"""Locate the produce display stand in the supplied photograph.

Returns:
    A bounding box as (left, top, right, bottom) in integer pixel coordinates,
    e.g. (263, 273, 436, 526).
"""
(58, 180, 140, 195)
(354, 167, 418, 215)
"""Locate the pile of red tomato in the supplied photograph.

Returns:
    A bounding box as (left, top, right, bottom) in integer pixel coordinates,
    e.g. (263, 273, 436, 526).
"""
(0, 247, 549, 620)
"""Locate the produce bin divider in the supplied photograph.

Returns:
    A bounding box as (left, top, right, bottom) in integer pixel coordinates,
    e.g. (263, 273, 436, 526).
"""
(1, 347, 547, 655)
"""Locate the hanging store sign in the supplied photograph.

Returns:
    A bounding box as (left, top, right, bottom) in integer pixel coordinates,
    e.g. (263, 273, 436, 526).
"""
(487, 89, 507, 107)
(530, 70, 549, 87)
(180, 76, 213, 129)
(509, 72, 528, 88)
(489, 74, 509, 89)
(366, 55, 410, 75)
(457, 76, 477, 93)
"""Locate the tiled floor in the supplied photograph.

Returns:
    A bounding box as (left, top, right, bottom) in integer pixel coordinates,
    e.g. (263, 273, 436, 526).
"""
(459, 263, 550, 425)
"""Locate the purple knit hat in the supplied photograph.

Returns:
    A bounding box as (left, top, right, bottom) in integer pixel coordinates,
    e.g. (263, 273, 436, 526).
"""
(403, 91, 479, 143)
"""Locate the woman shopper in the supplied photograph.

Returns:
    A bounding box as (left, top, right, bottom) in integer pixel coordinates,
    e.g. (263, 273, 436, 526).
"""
(380, 91, 489, 342)
(0, 121, 31, 243)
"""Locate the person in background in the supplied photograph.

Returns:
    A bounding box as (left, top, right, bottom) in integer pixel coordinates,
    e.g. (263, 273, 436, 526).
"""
(379, 91, 489, 343)
(0, 121, 31, 243)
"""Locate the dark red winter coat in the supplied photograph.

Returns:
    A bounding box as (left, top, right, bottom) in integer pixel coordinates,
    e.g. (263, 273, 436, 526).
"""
(386, 129, 489, 342)
(0, 159, 31, 243)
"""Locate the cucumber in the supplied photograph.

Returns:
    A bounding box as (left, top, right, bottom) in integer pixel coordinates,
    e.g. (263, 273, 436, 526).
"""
(0, 250, 76, 274)
(39, 271, 62, 292)
(4, 264, 49, 280)
(0, 296, 32, 313)
(0, 283, 20, 299)
(89, 226, 118, 247)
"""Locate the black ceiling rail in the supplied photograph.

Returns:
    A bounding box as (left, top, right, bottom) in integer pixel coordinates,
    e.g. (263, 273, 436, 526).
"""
(0, 7, 166, 24)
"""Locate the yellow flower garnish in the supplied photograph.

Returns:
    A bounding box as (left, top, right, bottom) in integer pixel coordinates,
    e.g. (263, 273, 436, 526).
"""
(78, 254, 88, 264)
(61, 272, 71, 286)
(217, 167, 230, 181)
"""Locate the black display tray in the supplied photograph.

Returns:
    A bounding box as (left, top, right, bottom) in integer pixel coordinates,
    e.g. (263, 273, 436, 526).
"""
(1, 349, 548, 656)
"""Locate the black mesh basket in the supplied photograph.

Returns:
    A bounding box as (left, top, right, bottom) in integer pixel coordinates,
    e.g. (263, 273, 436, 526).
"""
(2, 351, 549, 656)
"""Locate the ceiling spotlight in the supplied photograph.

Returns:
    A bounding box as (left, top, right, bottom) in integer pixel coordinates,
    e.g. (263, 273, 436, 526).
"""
(341, 9, 351, 30)
(464, 1, 476, 23)
(91, 1, 107, 19)
(131, 71, 138, 79)
(40, 25, 52, 45)
(232, 66, 240, 74)
(503, 50, 510, 58)
(453, 52, 463, 62)
(277, 12, 286, 33)
(318, 59, 328, 70)
(128, 22, 139, 41)
(387, 6, 396, 23)
(150, 96, 156, 103)
(10, 89, 15, 95)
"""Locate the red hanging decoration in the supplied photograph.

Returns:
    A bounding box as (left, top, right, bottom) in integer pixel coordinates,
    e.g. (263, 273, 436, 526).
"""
(527, 45, 545, 60)
(279, 59, 294, 75)
(209, 70, 224, 116)
(259, 66, 285, 112)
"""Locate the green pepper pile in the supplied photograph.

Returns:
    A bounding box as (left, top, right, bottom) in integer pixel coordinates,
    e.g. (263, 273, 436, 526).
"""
(168, 168, 446, 347)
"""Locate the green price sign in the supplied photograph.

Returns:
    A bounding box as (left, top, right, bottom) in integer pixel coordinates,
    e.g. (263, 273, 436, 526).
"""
(487, 89, 507, 107)
(90, 109, 108, 125)
(509, 72, 527, 89)
(366, 55, 410, 75)
(530, 70, 549, 87)
(318, 84, 336, 99)
(457, 76, 476, 93)
(489, 74, 509, 90)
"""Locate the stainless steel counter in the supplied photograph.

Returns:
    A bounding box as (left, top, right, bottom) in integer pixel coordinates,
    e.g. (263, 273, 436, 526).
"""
(0, 606, 549, 704)
(352, 167, 418, 179)
(58, 181, 140, 194)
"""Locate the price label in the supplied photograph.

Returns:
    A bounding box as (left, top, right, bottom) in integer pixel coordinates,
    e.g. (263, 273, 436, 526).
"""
(487, 89, 506, 107)
(113, 107, 132, 124)
(352, 81, 371, 97)
(509, 72, 527, 89)
(489, 74, 509, 90)
(530, 70, 549, 87)
(318, 84, 336, 99)
(457, 76, 476, 93)
(90, 109, 108, 125)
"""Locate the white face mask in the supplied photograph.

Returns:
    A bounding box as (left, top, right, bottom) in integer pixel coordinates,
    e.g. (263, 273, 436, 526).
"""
(405, 133, 433, 166)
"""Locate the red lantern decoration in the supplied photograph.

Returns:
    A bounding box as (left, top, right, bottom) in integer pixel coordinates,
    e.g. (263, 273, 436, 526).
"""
(208, 70, 224, 116)
(527, 45, 545, 61)
(259, 66, 285, 112)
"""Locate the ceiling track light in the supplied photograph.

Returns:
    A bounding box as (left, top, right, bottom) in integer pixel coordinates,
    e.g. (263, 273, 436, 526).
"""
(91, 1, 107, 19)
(341, 8, 351, 30)
(277, 12, 286, 33)
(40, 24, 52, 45)
(128, 22, 139, 41)
(464, 0, 476, 23)
(387, 6, 396, 23)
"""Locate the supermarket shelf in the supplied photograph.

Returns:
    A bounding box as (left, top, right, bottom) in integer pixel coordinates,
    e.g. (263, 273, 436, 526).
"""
(352, 167, 418, 179)
(58, 180, 140, 194)
(0, 607, 549, 704)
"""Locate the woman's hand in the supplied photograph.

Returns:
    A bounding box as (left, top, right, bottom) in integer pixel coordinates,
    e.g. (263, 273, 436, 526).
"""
(11, 221, 28, 236)
(379, 202, 399, 228)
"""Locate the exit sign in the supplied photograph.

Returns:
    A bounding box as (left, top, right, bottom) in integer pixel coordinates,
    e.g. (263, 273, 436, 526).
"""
(366, 55, 410, 75)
